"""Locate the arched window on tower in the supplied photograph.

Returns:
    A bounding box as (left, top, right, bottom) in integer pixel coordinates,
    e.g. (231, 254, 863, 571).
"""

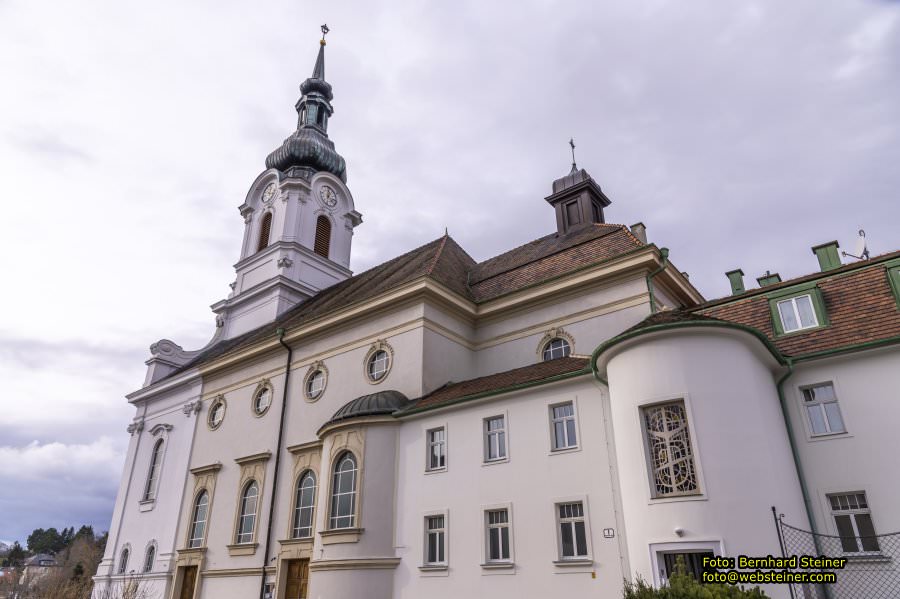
(257, 212, 273, 252)
(314, 215, 331, 259)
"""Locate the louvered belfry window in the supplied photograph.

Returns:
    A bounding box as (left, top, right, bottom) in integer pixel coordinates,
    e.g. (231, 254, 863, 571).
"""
(314, 215, 331, 258)
(257, 212, 273, 252)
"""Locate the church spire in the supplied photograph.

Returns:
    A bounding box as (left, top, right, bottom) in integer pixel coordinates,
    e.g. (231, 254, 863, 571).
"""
(265, 25, 347, 181)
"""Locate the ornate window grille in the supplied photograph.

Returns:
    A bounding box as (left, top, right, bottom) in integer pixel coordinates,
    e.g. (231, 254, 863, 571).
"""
(642, 401, 698, 497)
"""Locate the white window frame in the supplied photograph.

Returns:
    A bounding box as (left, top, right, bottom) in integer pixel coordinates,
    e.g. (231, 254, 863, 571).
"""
(827, 492, 881, 555)
(481, 503, 514, 570)
(425, 426, 447, 472)
(117, 545, 130, 575)
(329, 452, 358, 529)
(292, 470, 317, 539)
(800, 382, 847, 437)
(649, 540, 723, 587)
(639, 398, 702, 500)
(553, 496, 593, 564)
(143, 542, 156, 573)
(776, 294, 819, 333)
(188, 490, 210, 548)
(422, 510, 449, 569)
(235, 480, 260, 545)
(142, 438, 165, 502)
(542, 337, 571, 361)
(548, 400, 580, 452)
(483, 414, 509, 464)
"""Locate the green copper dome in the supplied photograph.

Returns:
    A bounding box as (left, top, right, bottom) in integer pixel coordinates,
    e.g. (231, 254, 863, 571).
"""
(265, 39, 347, 181)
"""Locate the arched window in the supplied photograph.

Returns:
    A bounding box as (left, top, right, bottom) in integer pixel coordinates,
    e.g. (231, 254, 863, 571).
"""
(142, 439, 164, 501)
(236, 481, 259, 544)
(293, 471, 317, 538)
(117, 547, 129, 574)
(542, 337, 571, 361)
(143, 544, 155, 573)
(329, 452, 357, 529)
(257, 212, 273, 252)
(188, 491, 209, 548)
(314, 215, 331, 258)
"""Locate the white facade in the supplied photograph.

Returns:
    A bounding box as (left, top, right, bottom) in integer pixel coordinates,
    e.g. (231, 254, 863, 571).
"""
(94, 37, 900, 599)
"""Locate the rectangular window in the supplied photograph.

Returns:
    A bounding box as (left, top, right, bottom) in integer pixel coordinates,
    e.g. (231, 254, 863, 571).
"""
(550, 402, 578, 450)
(802, 383, 846, 435)
(642, 400, 699, 498)
(557, 502, 588, 559)
(426, 427, 446, 471)
(777, 294, 819, 332)
(484, 416, 507, 462)
(829, 492, 880, 553)
(486, 509, 511, 562)
(424, 515, 447, 565)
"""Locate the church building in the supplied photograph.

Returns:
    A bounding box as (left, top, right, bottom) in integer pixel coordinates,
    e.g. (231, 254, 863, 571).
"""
(92, 32, 900, 599)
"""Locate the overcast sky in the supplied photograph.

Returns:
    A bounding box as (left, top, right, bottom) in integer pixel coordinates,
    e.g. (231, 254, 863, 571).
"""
(1, 0, 898, 545)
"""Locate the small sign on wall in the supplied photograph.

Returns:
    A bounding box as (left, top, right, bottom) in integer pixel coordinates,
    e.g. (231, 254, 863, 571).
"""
(603, 528, 615, 538)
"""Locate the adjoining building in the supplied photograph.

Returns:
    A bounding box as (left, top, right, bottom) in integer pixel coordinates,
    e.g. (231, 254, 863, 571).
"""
(93, 33, 900, 599)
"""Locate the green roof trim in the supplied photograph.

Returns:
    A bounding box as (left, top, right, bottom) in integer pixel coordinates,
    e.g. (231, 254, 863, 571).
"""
(590, 318, 788, 382)
(885, 258, 900, 311)
(394, 367, 591, 418)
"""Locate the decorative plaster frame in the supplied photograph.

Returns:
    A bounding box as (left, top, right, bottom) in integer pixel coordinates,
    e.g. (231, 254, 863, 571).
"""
(227, 452, 271, 555)
(363, 339, 394, 385)
(320, 427, 366, 543)
(536, 327, 576, 360)
(207, 395, 227, 431)
(250, 379, 274, 418)
(302, 361, 329, 402)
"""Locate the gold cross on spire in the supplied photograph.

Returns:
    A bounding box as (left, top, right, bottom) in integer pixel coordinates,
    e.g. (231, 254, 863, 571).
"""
(321, 24, 330, 42)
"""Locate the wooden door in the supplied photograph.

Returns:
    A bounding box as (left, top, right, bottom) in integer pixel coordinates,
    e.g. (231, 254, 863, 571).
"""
(179, 566, 198, 599)
(284, 559, 309, 599)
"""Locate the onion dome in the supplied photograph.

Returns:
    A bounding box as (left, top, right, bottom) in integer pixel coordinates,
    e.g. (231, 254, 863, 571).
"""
(265, 36, 347, 182)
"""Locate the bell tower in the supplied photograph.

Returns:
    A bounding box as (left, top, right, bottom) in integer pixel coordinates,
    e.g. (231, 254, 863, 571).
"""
(212, 27, 363, 340)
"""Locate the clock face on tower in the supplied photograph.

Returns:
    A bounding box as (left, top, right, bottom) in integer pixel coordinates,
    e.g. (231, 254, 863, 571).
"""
(319, 185, 338, 208)
(262, 182, 277, 203)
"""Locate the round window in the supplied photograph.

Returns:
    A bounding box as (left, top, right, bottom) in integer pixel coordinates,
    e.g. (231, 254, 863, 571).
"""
(253, 386, 271, 415)
(305, 370, 326, 400)
(208, 398, 226, 429)
(542, 337, 571, 361)
(367, 349, 390, 382)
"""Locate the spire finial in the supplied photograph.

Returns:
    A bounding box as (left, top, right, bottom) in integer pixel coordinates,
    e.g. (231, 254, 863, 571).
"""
(569, 138, 577, 173)
(320, 24, 330, 45)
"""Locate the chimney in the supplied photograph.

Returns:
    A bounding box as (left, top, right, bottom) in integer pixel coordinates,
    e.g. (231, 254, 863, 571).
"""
(630, 222, 647, 244)
(811, 241, 841, 272)
(725, 269, 745, 295)
(757, 272, 782, 287)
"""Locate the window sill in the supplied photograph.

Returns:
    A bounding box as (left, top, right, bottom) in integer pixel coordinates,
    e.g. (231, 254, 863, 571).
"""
(424, 467, 447, 475)
(775, 324, 829, 338)
(647, 493, 706, 505)
(138, 499, 155, 512)
(177, 546, 206, 556)
(418, 564, 448, 571)
(481, 457, 509, 467)
(480, 561, 514, 570)
(319, 527, 364, 545)
(844, 554, 892, 564)
(549, 446, 581, 456)
(226, 543, 258, 556)
(277, 537, 314, 548)
(553, 558, 593, 567)
(807, 432, 852, 443)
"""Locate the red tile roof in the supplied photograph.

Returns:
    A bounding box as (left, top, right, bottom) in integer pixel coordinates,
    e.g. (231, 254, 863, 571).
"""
(698, 253, 900, 358)
(399, 357, 590, 415)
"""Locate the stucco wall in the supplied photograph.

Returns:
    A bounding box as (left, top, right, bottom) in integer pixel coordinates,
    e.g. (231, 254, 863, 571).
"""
(605, 329, 808, 599)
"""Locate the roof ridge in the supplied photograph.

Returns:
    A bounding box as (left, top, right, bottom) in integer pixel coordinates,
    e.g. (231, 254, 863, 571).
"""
(698, 248, 900, 309)
(425, 234, 450, 276)
(603, 223, 645, 246)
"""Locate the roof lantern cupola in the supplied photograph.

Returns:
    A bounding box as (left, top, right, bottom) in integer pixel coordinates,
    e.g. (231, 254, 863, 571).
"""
(265, 24, 347, 181)
(544, 138, 611, 236)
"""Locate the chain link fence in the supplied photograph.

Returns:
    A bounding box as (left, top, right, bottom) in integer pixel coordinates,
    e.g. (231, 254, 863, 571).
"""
(775, 513, 900, 599)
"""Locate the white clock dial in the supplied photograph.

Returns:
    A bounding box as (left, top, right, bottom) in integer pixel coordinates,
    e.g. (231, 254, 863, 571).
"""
(262, 182, 277, 203)
(319, 185, 338, 208)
